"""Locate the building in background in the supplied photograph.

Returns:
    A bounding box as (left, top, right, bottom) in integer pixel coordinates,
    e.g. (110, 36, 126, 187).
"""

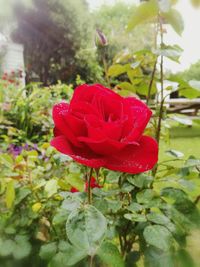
(0, 32, 25, 86)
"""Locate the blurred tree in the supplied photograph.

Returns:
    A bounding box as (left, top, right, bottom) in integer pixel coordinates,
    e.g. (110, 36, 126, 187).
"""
(179, 60, 200, 81)
(12, 0, 101, 85)
(94, 2, 154, 66)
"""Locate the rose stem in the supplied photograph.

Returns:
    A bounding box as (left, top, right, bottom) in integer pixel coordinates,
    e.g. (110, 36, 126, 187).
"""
(88, 168, 93, 204)
(153, 14, 164, 176)
(147, 18, 158, 105)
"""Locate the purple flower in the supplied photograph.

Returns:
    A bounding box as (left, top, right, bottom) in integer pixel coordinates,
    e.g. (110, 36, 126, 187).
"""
(8, 144, 23, 157)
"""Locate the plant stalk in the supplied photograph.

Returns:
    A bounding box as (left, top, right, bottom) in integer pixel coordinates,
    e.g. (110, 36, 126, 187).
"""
(153, 15, 165, 176)
(87, 168, 93, 204)
(147, 58, 157, 105)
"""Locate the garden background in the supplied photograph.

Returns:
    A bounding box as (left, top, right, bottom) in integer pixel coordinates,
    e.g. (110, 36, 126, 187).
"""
(0, 0, 200, 267)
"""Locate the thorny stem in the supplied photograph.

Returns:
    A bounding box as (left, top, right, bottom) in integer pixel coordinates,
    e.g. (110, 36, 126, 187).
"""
(153, 15, 165, 176)
(147, 58, 158, 105)
(103, 55, 111, 87)
(156, 14, 164, 145)
(119, 221, 135, 259)
(87, 168, 93, 204)
(101, 46, 111, 87)
(147, 20, 158, 105)
(95, 168, 100, 183)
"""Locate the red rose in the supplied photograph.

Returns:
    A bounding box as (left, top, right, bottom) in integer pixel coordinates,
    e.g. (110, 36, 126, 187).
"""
(70, 187, 79, 193)
(51, 84, 158, 174)
(71, 176, 101, 193)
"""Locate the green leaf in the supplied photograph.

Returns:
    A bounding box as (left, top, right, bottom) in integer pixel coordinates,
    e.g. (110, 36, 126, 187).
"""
(6, 180, 15, 208)
(13, 236, 31, 260)
(15, 188, 31, 205)
(49, 245, 86, 267)
(93, 198, 108, 214)
(105, 171, 121, 183)
(108, 64, 127, 77)
(189, 80, 200, 91)
(153, 44, 183, 63)
(165, 149, 184, 158)
(124, 213, 147, 222)
(161, 188, 200, 225)
(61, 197, 81, 212)
(97, 242, 124, 267)
(66, 173, 85, 192)
(131, 61, 141, 69)
(53, 209, 69, 225)
(136, 189, 156, 204)
(44, 179, 58, 197)
(127, 0, 159, 31)
(0, 154, 13, 168)
(136, 80, 157, 96)
(107, 199, 122, 213)
(0, 239, 15, 257)
(169, 75, 200, 98)
(163, 205, 191, 232)
(185, 158, 200, 168)
(146, 212, 170, 225)
(118, 82, 136, 93)
(181, 88, 200, 98)
(143, 225, 172, 251)
(144, 246, 175, 267)
(39, 242, 57, 260)
(127, 203, 143, 212)
(162, 9, 184, 35)
(127, 174, 153, 188)
(66, 205, 107, 256)
(176, 249, 195, 267)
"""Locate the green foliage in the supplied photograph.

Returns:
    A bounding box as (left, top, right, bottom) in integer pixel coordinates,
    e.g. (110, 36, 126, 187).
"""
(127, 0, 183, 35)
(66, 205, 107, 256)
(153, 44, 183, 63)
(162, 8, 184, 36)
(179, 60, 200, 81)
(127, 0, 159, 31)
(94, 1, 154, 76)
(0, 1, 200, 266)
(143, 225, 172, 251)
(0, 81, 73, 140)
(97, 242, 124, 267)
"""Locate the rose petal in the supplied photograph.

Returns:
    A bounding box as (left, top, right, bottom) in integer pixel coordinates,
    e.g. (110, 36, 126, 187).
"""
(69, 101, 99, 119)
(51, 135, 105, 168)
(52, 102, 80, 146)
(105, 136, 158, 174)
(92, 93, 123, 121)
(122, 97, 152, 141)
(64, 114, 87, 137)
(101, 121, 122, 140)
(78, 136, 126, 155)
(71, 84, 122, 105)
(71, 187, 79, 193)
(53, 127, 62, 137)
(84, 114, 122, 141)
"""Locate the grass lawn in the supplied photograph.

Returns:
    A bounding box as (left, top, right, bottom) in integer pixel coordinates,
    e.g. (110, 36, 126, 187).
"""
(158, 124, 200, 266)
(159, 124, 200, 162)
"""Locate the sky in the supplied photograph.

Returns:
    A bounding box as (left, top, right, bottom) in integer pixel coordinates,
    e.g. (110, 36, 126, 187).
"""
(87, 0, 200, 73)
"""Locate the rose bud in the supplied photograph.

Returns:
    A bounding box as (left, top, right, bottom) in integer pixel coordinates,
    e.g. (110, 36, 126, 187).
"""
(70, 176, 101, 193)
(96, 29, 108, 46)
